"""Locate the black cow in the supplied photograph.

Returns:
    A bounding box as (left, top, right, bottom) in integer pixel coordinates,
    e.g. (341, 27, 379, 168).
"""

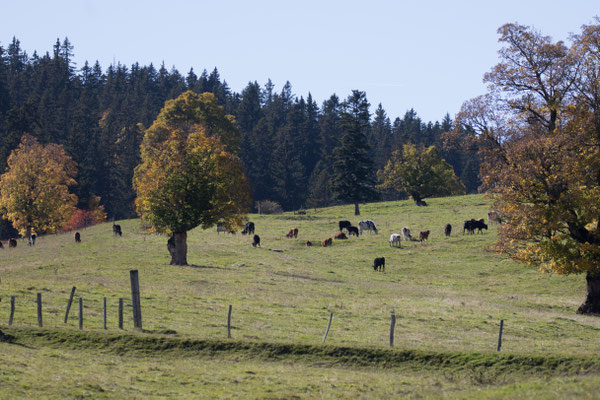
(444, 224, 452, 237)
(28, 234, 36, 246)
(464, 219, 487, 234)
(0, 241, 4, 249)
(8, 238, 17, 248)
(347, 226, 359, 237)
(242, 222, 255, 235)
(252, 234, 261, 247)
(75, 232, 81, 243)
(373, 257, 385, 272)
(339, 220, 352, 232)
(113, 224, 122, 237)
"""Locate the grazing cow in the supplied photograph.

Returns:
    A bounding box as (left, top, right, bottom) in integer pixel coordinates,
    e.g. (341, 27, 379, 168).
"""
(113, 224, 122, 237)
(75, 232, 81, 243)
(358, 220, 378, 235)
(286, 228, 299, 238)
(401, 227, 412, 241)
(28, 234, 36, 246)
(334, 232, 348, 240)
(463, 219, 475, 235)
(488, 211, 502, 224)
(373, 257, 385, 271)
(389, 233, 402, 248)
(347, 226, 359, 237)
(241, 222, 255, 235)
(416, 199, 428, 207)
(444, 224, 452, 237)
(474, 219, 488, 233)
(338, 220, 352, 232)
(8, 238, 17, 248)
(306, 240, 313, 247)
(0, 241, 4, 249)
(322, 237, 333, 247)
(252, 234, 261, 247)
(419, 230, 430, 242)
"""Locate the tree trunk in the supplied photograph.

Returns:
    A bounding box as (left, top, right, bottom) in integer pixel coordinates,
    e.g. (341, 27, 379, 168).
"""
(167, 232, 188, 266)
(354, 203, 360, 216)
(577, 271, 600, 314)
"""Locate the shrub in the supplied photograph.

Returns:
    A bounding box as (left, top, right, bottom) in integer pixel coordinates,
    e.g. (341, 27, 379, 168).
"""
(256, 200, 283, 215)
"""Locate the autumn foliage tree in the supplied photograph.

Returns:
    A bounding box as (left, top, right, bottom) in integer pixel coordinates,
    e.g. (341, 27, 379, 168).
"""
(134, 91, 251, 266)
(0, 134, 78, 237)
(377, 144, 465, 205)
(449, 20, 600, 314)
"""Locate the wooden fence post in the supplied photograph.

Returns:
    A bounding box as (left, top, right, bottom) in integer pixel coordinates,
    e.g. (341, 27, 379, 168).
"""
(78, 297, 83, 330)
(322, 312, 333, 343)
(37, 293, 43, 327)
(103, 297, 107, 329)
(130, 270, 142, 329)
(497, 319, 504, 351)
(64, 286, 76, 323)
(9, 296, 15, 326)
(389, 311, 396, 347)
(227, 305, 232, 338)
(118, 298, 123, 329)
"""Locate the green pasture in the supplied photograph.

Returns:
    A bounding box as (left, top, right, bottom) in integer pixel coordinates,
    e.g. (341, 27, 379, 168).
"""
(1, 194, 600, 398)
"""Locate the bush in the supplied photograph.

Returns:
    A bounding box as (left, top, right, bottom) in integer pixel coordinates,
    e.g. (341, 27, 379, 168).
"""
(256, 200, 283, 215)
(63, 208, 107, 231)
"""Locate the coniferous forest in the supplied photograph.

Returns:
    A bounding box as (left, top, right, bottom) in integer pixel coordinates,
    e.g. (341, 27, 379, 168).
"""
(0, 37, 480, 237)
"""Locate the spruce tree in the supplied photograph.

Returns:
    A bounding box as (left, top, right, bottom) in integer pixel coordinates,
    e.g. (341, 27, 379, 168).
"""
(330, 90, 378, 215)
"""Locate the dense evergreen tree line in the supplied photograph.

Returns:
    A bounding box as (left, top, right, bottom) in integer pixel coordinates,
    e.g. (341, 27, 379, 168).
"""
(0, 37, 479, 234)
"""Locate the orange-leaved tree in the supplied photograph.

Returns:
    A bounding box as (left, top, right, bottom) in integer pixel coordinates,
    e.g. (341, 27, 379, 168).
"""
(133, 91, 251, 265)
(448, 21, 600, 314)
(0, 134, 78, 238)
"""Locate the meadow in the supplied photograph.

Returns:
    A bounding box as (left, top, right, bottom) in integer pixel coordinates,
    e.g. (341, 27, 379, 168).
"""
(1, 194, 600, 398)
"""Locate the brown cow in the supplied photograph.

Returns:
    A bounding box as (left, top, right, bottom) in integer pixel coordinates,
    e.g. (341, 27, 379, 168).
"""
(321, 237, 333, 247)
(334, 232, 348, 240)
(286, 228, 299, 238)
(75, 232, 81, 243)
(8, 238, 17, 248)
(419, 230, 430, 243)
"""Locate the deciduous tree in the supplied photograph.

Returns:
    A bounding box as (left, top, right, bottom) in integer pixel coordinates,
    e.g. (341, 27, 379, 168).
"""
(0, 134, 78, 237)
(377, 144, 465, 205)
(133, 91, 251, 265)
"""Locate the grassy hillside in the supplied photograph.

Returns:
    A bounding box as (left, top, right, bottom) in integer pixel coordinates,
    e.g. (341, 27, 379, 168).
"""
(1, 194, 600, 398)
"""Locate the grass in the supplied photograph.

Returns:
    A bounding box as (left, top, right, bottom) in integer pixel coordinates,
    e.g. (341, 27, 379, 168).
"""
(1, 194, 600, 398)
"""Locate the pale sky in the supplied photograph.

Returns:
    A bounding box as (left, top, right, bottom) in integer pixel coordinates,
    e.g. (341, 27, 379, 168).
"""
(2, 1, 599, 122)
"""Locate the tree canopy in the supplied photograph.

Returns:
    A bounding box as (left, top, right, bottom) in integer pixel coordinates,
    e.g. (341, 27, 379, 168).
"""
(133, 91, 251, 265)
(0, 134, 78, 236)
(377, 144, 465, 205)
(450, 20, 600, 314)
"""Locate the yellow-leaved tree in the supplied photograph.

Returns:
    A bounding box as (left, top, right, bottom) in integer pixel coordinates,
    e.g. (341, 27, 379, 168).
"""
(0, 134, 78, 238)
(134, 91, 251, 265)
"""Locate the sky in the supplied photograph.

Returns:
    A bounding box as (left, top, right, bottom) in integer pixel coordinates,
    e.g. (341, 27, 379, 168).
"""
(2, 1, 599, 123)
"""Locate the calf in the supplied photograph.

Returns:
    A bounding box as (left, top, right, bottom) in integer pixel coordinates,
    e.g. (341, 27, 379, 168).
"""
(252, 234, 261, 247)
(286, 228, 299, 238)
(419, 230, 430, 243)
(444, 224, 452, 237)
(401, 227, 412, 241)
(334, 232, 348, 240)
(347, 226, 359, 237)
(241, 222, 255, 235)
(338, 220, 352, 232)
(322, 237, 333, 247)
(373, 257, 385, 271)
(389, 233, 401, 248)
(28, 234, 36, 246)
(75, 232, 81, 243)
(8, 238, 17, 248)
(113, 224, 122, 237)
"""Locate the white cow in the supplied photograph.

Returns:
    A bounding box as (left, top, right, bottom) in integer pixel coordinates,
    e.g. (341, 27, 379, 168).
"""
(402, 227, 412, 241)
(358, 220, 378, 235)
(389, 233, 402, 247)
